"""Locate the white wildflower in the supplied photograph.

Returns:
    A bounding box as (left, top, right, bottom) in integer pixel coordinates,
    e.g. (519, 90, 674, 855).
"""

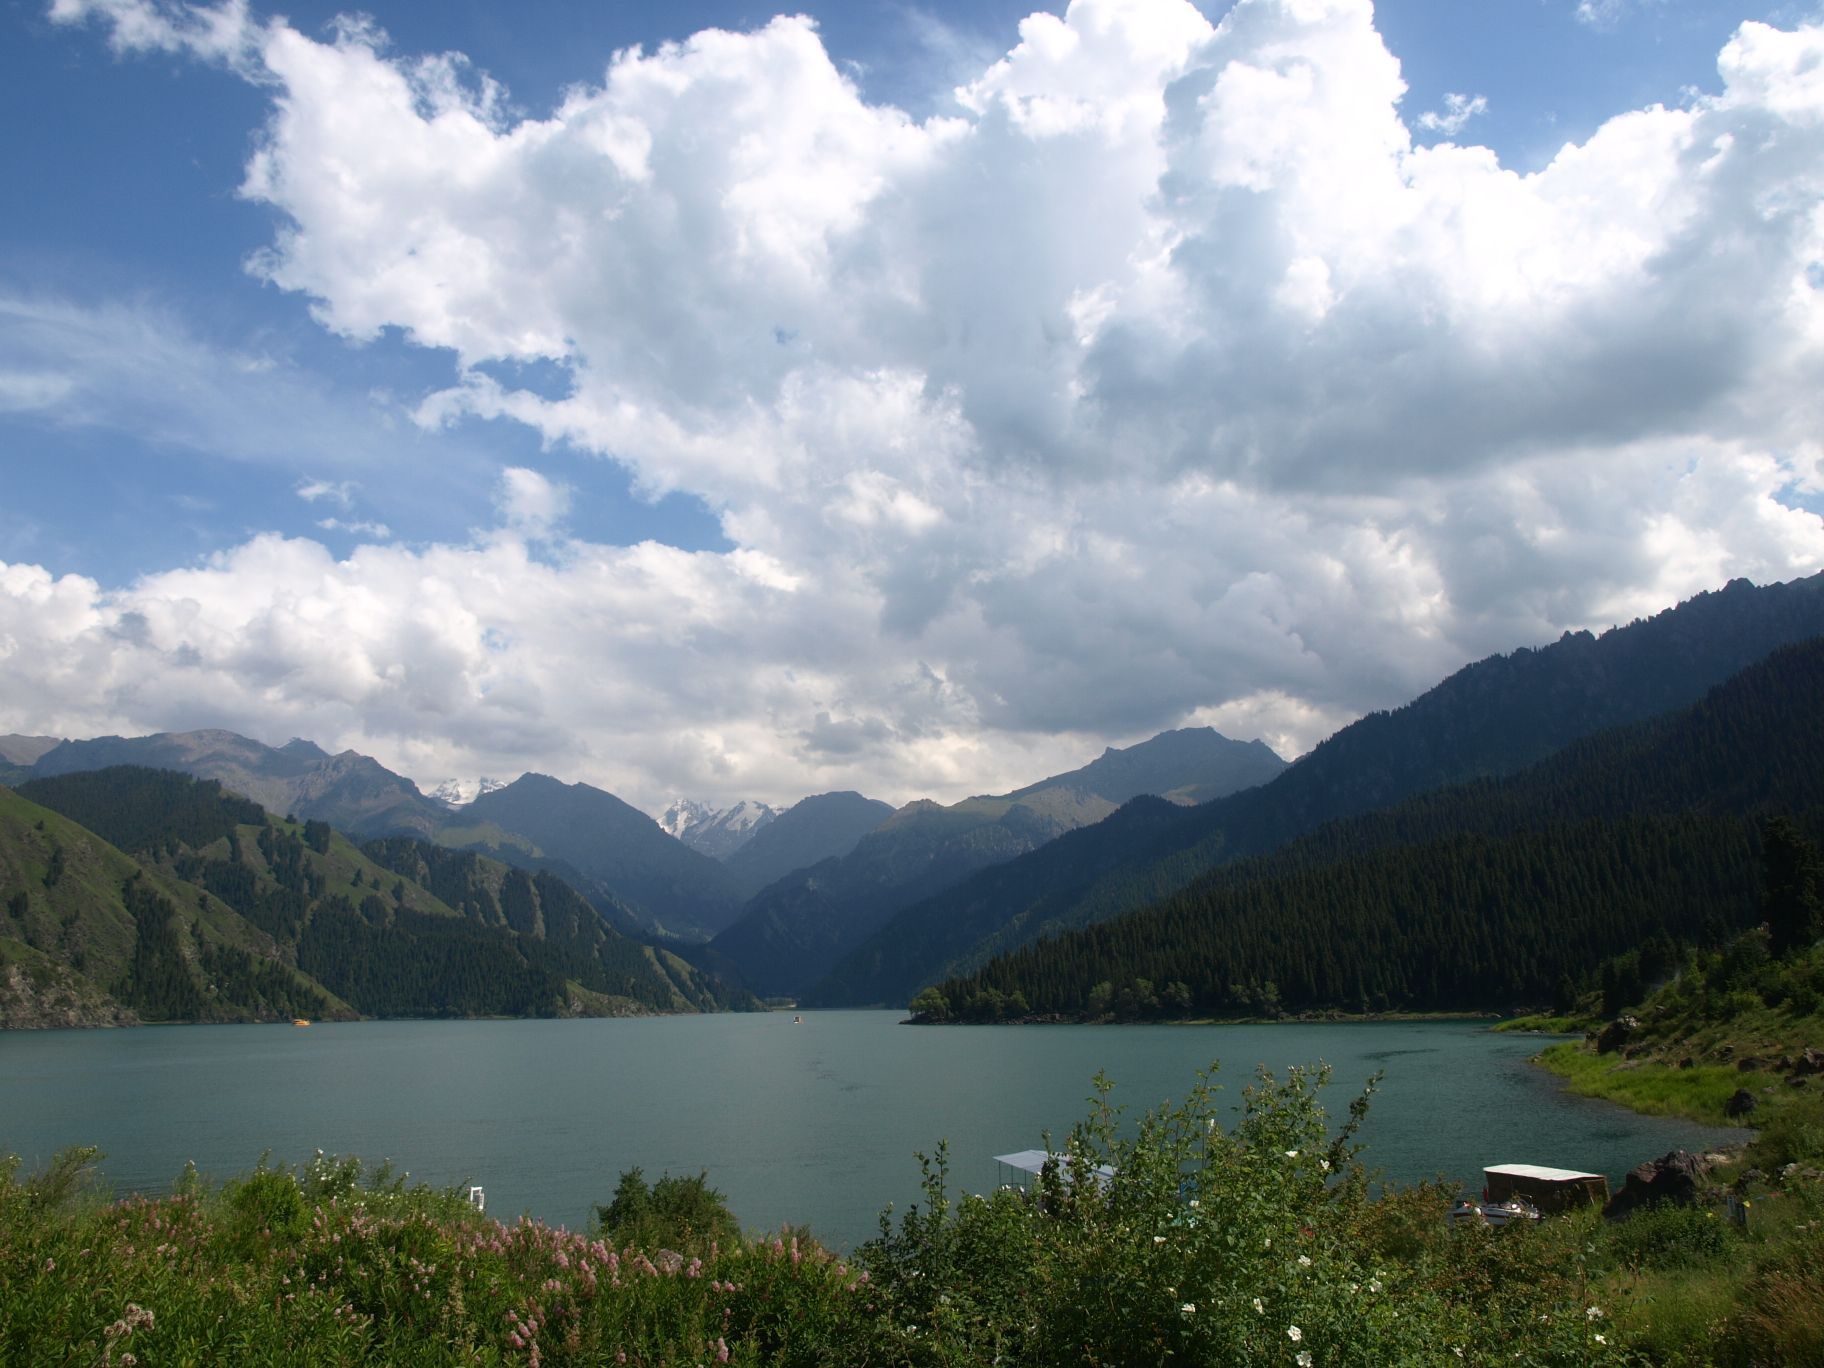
(1298, 1255, 1312, 1268)
(1296, 1354, 1312, 1368)
(1288, 1326, 1303, 1343)
(1181, 1302, 1196, 1315)
(1253, 1298, 1264, 1314)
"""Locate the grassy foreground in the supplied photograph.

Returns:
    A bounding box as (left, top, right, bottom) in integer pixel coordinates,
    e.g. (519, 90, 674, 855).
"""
(4, 1064, 1823, 1366)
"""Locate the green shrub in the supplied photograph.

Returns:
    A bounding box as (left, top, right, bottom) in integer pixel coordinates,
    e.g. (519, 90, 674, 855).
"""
(1604, 1202, 1733, 1271)
(595, 1166, 742, 1254)
(225, 1165, 309, 1243)
(1747, 1094, 1824, 1171)
(857, 1064, 1616, 1366)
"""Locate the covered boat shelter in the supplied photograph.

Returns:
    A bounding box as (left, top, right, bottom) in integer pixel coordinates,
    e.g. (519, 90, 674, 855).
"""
(993, 1150, 1116, 1191)
(1484, 1164, 1609, 1213)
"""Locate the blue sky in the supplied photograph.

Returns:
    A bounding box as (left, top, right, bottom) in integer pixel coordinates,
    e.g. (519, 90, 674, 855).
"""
(2, 0, 1821, 810)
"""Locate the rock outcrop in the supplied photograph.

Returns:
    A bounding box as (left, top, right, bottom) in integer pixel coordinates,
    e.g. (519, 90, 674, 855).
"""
(1594, 1015, 1640, 1055)
(0, 960, 138, 1029)
(1603, 1149, 1706, 1220)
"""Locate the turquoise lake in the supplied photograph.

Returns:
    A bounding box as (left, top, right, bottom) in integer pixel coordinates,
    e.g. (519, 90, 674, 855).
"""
(0, 1012, 1740, 1250)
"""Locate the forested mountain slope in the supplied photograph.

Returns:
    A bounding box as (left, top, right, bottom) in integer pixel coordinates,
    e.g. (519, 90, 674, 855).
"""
(917, 636, 1824, 1020)
(1, 780, 351, 1027)
(21, 733, 750, 941)
(450, 774, 747, 940)
(708, 727, 1284, 998)
(815, 572, 1824, 1007)
(5, 768, 753, 1026)
(720, 791, 895, 901)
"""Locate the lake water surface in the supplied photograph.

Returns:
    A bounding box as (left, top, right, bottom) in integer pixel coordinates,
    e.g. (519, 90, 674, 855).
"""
(0, 1013, 1740, 1249)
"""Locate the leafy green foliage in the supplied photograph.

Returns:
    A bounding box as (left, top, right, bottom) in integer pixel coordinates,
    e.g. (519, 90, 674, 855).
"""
(596, 1168, 742, 1254)
(855, 1064, 1618, 1366)
(1604, 1203, 1731, 1272)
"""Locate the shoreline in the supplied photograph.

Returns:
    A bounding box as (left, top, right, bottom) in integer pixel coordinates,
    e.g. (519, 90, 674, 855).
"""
(904, 1009, 1510, 1026)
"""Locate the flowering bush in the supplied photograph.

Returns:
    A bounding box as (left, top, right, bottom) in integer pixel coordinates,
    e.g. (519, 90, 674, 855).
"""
(857, 1063, 1614, 1366)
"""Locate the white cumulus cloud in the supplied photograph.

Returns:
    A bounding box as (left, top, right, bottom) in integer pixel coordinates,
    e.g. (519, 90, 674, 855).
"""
(494, 467, 571, 536)
(17, 0, 1824, 811)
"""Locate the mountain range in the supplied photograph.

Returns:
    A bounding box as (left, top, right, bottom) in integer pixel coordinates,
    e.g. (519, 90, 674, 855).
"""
(807, 571, 1824, 1007)
(702, 728, 1287, 997)
(31, 731, 449, 838)
(721, 792, 897, 900)
(4, 722, 1283, 953)
(925, 634, 1824, 1019)
(8, 571, 1823, 1024)
(0, 767, 754, 1028)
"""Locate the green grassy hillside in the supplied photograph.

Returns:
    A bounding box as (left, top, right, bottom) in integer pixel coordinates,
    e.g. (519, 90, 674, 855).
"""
(5, 768, 754, 1026)
(0, 788, 351, 1026)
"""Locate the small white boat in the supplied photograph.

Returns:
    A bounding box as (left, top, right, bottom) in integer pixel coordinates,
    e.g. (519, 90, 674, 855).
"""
(1450, 1195, 1543, 1228)
(1479, 1198, 1543, 1227)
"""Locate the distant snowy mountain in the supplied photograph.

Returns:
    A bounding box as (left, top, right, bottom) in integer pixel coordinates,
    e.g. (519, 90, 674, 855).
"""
(659, 798, 780, 859)
(430, 775, 509, 808)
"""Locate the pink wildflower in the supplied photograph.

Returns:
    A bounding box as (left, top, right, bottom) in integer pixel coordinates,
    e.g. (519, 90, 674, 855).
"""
(716, 1337, 730, 1363)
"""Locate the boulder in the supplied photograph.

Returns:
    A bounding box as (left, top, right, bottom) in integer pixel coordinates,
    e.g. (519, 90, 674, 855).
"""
(1793, 1048, 1824, 1077)
(1604, 1150, 1705, 1221)
(1596, 1016, 1640, 1055)
(1725, 1088, 1759, 1119)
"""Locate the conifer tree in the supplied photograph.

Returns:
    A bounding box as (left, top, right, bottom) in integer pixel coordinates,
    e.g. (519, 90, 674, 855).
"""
(1763, 815, 1823, 956)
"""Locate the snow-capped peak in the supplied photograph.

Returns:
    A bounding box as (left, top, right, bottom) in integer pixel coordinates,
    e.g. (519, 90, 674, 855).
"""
(658, 798, 781, 859)
(659, 798, 715, 840)
(429, 775, 508, 808)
